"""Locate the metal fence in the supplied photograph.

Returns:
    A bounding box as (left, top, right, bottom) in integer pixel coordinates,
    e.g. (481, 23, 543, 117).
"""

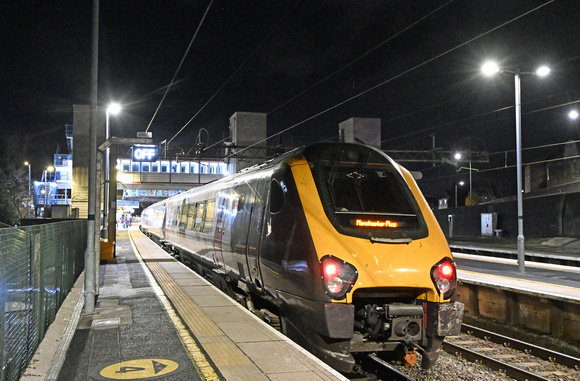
(0, 220, 86, 381)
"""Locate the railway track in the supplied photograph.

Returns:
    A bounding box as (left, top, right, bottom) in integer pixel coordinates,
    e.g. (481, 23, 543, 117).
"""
(357, 323, 580, 380)
(443, 324, 580, 380)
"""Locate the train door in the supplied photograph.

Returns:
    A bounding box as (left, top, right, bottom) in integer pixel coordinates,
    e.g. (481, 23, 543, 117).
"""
(161, 203, 167, 240)
(246, 177, 268, 291)
(213, 194, 227, 268)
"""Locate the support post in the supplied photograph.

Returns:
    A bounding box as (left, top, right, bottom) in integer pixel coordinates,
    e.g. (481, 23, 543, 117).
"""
(84, 0, 99, 314)
(514, 73, 526, 273)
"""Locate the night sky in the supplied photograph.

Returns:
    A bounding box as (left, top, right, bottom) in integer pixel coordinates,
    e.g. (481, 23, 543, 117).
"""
(2, 0, 579, 198)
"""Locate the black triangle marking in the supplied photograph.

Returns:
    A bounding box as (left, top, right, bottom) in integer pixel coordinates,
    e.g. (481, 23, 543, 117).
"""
(152, 360, 168, 374)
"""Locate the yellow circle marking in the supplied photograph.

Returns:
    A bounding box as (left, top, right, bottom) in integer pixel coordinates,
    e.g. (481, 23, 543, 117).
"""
(100, 359, 179, 379)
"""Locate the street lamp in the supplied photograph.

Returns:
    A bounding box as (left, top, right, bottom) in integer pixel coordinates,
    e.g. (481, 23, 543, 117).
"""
(24, 161, 31, 210)
(482, 60, 550, 273)
(569, 110, 579, 120)
(454, 150, 476, 205)
(455, 181, 465, 208)
(104, 103, 121, 235)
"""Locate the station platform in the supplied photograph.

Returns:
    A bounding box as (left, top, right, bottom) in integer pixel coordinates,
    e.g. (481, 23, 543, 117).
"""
(21, 230, 580, 380)
(448, 235, 580, 263)
(23, 229, 347, 381)
(448, 236, 580, 303)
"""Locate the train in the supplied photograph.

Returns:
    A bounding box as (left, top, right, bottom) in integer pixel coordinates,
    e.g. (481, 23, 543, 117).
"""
(140, 142, 464, 373)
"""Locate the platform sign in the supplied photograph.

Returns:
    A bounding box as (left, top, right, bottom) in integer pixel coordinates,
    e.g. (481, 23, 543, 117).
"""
(132, 144, 158, 162)
(93, 358, 183, 380)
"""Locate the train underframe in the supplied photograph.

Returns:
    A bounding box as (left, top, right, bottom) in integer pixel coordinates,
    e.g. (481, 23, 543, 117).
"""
(277, 290, 464, 374)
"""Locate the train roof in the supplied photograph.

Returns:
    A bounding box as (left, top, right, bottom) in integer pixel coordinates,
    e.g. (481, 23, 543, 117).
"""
(143, 142, 399, 210)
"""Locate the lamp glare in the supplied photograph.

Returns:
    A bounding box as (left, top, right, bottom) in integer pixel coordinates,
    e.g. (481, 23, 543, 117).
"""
(107, 103, 122, 115)
(536, 66, 550, 77)
(482, 61, 499, 76)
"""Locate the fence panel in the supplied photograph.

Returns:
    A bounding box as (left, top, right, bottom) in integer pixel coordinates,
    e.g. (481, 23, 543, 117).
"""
(0, 220, 86, 381)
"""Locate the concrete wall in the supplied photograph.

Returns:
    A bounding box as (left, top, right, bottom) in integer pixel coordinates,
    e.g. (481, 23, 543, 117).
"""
(71, 105, 91, 218)
(230, 112, 267, 173)
(71, 104, 105, 219)
(434, 192, 580, 238)
(456, 281, 580, 341)
(339, 117, 381, 149)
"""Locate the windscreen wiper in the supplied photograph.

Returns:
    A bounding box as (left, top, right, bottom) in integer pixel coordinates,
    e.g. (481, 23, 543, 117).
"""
(370, 237, 412, 244)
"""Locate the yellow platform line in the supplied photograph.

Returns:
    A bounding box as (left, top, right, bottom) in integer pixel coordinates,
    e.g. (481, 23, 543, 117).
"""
(128, 231, 221, 381)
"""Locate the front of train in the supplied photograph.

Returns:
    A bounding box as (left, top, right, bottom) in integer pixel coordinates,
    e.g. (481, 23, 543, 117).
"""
(283, 143, 463, 373)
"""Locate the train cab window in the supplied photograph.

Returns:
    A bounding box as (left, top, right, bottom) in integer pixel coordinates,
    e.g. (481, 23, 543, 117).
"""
(305, 143, 428, 240)
(270, 179, 285, 214)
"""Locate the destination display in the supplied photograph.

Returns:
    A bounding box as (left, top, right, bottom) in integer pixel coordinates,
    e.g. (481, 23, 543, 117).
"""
(354, 219, 399, 228)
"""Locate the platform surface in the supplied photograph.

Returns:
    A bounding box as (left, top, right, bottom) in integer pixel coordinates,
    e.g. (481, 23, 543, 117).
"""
(24, 229, 346, 381)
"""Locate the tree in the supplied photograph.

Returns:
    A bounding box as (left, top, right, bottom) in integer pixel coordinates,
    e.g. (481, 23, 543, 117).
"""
(0, 165, 27, 225)
(0, 134, 30, 225)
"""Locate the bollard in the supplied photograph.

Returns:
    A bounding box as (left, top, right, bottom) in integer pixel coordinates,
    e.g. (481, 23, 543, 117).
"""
(448, 214, 454, 238)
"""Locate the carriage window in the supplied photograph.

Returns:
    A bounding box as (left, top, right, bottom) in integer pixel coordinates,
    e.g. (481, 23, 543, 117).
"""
(195, 202, 205, 231)
(173, 205, 180, 226)
(179, 203, 188, 229)
(186, 202, 197, 230)
(203, 200, 216, 233)
(270, 179, 285, 214)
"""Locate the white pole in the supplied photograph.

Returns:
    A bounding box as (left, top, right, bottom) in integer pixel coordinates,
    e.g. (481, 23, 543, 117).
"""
(515, 72, 526, 273)
(103, 109, 110, 236)
(84, 0, 99, 314)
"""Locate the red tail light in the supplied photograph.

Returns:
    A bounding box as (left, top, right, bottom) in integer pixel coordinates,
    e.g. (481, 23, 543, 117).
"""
(321, 256, 358, 300)
(430, 258, 457, 299)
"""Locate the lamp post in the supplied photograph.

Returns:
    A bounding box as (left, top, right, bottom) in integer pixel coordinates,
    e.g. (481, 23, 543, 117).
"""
(454, 151, 474, 205)
(482, 61, 550, 273)
(104, 103, 121, 236)
(455, 181, 464, 208)
(24, 162, 31, 214)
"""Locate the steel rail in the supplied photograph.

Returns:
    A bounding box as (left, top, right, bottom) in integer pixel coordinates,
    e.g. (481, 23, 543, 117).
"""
(366, 353, 416, 381)
(462, 323, 580, 370)
(442, 341, 550, 381)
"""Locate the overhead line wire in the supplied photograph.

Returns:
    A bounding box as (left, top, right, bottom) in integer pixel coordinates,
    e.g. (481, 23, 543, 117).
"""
(145, 0, 214, 134)
(230, 0, 555, 158)
(267, 0, 454, 115)
(169, 1, 302, 147)
(229, 1, 455, 158)
(196, 1, 453, 156)
(384, 96, 580, 146)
